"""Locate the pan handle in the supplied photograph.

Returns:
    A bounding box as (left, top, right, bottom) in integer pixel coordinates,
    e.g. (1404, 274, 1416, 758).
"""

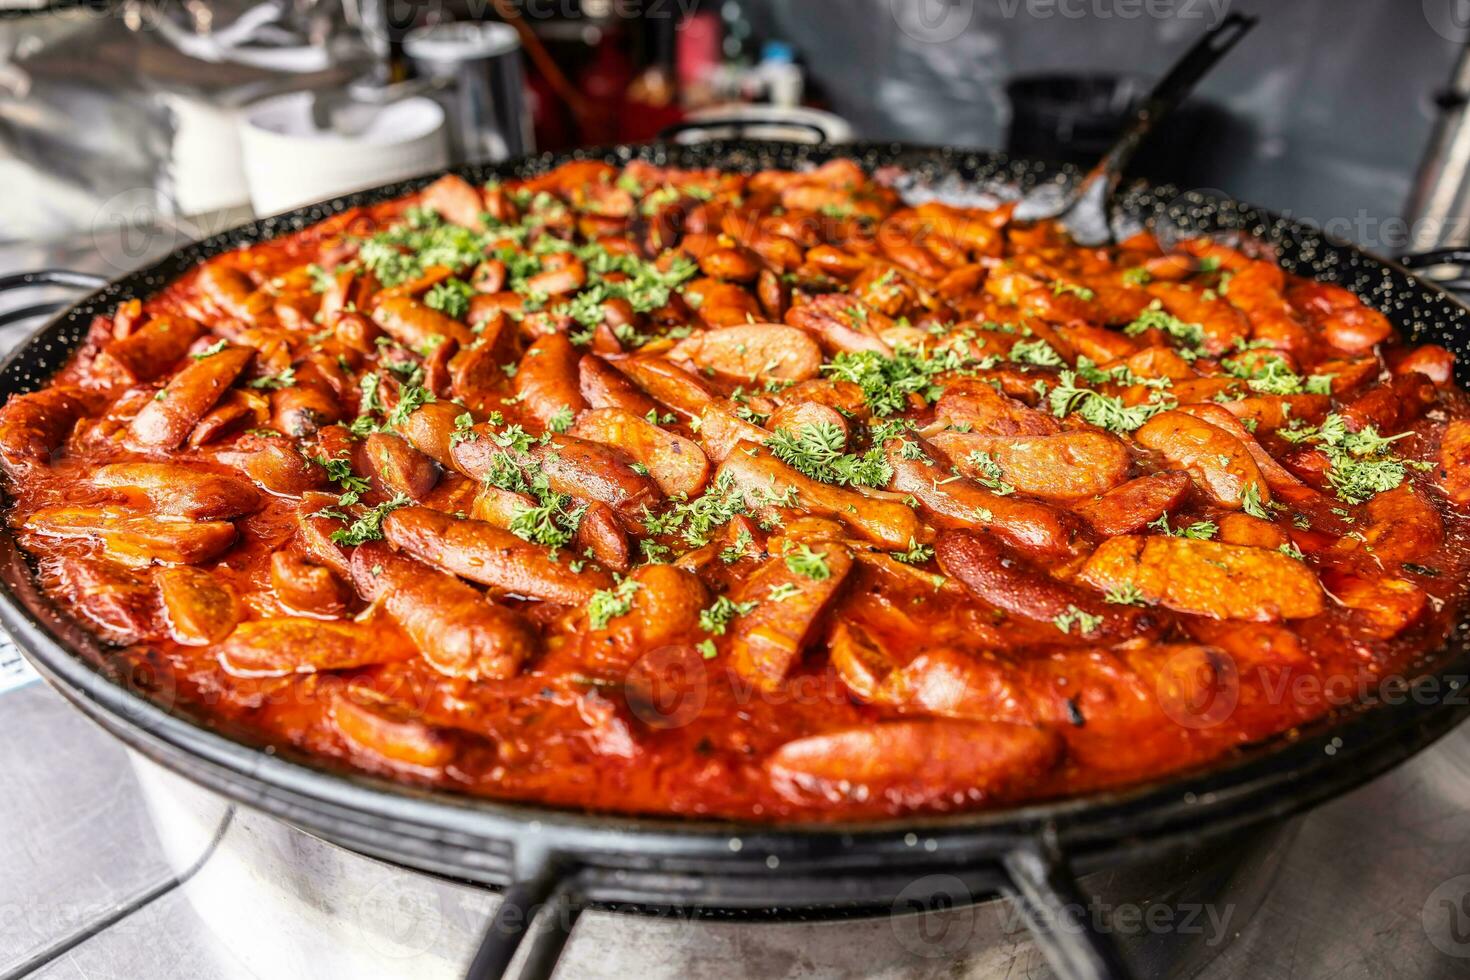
(0, 269, 109, 329)
(1000, 836, 1134, 980)
(463, 847, 584, 980)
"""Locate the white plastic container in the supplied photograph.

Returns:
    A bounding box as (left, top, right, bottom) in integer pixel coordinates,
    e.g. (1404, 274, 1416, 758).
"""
(238, 92, 448, 216)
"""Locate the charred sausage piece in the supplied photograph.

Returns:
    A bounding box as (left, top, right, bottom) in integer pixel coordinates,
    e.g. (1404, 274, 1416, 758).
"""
(91, 463, 260, 519)
(350, 541, 537, 681)
(575, 501, 633, 573)
(331, 691, 458, 771)
(271, 385, 342, 439)
(669, 324, 823, 383)
(394, 402, 465, 470)
(0, 387, 90, 472)
(58, 556, 166, 643)
(883, 438, 1081, 559)
(930, 430, 1132, 500)
(129, 346, 253, 450)
(1344, 484, 1444, 562)
(1071, 471, 1191, 536)
(25, 506, 237, 565)
(383, 506, 613, 604)
(529, 435, 663, 527)
(419, 173, 486, 229)
(1441, 419, 1470, 506)
(362, 431, 440, 500)
(1080, 535, 1325, 621)
(198, 263, 266, 323)
(220, 618, 409, 676)
(231, 442, 327, 498)
(767, 720, 1061, 808)
(514, 334, 588, 429)
(614, 358, 714, 419)
(155, 567, 241, 645)
(294, 493, 352, 575)
(570, 408, 710, 499)
(932, 378, 1061, 435)
(95, 315, 204, 383)
(718, 448, 922, 550)
(727, 546, 853, 692)
(935, 529, 1140, 638)
(1135, 410, 1268, 511)
(578, 355, 660, 417)
(270, 549, 352, 617)
(581, 563, 709, 673)
(371, 295, 475, 352)
(695, 405, 772, 463)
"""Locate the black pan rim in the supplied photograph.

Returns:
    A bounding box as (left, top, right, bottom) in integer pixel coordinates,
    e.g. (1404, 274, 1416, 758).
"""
(3, 139, 1469, 877)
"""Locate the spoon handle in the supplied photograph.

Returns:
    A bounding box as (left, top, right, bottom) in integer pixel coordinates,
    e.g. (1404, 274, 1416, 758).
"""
(1079, 13, 1258, 203)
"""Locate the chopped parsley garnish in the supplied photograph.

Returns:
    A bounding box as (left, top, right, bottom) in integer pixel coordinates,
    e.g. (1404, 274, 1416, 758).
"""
(641, 472, 749, 547)
(1278, 413, 1412, 503)
(247, 367, 297, 391)
(329, 493, 412, 546)
(766, 422, 891, 489)
(1046, 370, 1176, 433)
(699, 595, 758, 635)
(1240, 482, 1272, 520)
(546, 406, 576, 434)
(1008, 338, 1064, 367)
(823, 344, 970, 417)
(963, 451, 1015, 495)
(588, 579, 641, 630)
(783, 543, 831, 580)
(450, 412, 478, 446)
(1124, 305, 1205, 350)
(720, 526, 755, 564)
(892, 538, 935, 564)
(358, 208, 495, 287)
(1051, 280, 1095, 301)
(314, 454, 371, 504)
(1220, 352, 1333, 396)
(767, 582, 802, 602)
(1103, 583, 1147, 605)
(507, 490, 585, 548)
(1053, 604, 1104, 635)
(191, 339, 228, 361)
(385, 384, 436, 429)
(307, 264, 336, 293)
(1148, 513, 1217, 539)
(424, 278, 474, 319)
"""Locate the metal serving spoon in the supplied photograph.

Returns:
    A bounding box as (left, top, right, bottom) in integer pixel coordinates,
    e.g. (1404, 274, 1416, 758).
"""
(1015, 12, 1258, 246)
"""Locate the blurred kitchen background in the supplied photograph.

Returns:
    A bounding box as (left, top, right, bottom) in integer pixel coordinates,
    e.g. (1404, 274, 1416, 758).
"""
(2, 0, 1469, 255)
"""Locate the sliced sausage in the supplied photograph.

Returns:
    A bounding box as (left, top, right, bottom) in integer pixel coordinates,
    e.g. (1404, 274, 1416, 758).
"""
(129, 345, 253, 449)
(570, 408, 710, 498)
(383, 506, 613, 604)
(350, 541, 537, 681)
(1079, 535, 1325, 621)
(91, 463, 260, 519)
